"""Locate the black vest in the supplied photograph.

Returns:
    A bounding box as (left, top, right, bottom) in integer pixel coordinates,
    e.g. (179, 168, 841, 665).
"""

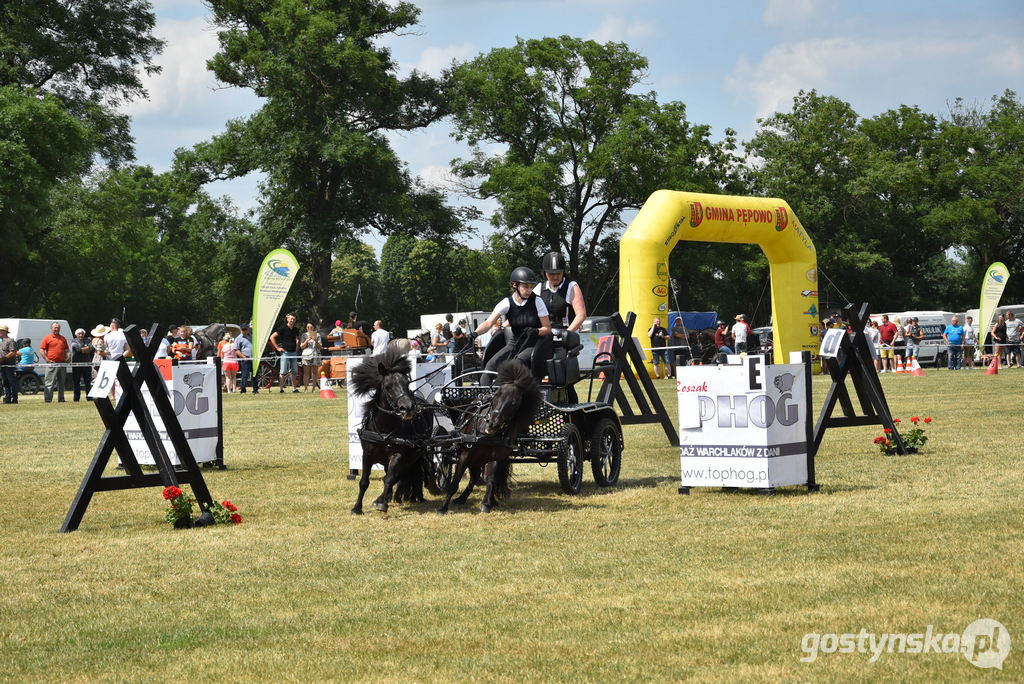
(506, 294, 541, 336)
(540, 278, 575, 328)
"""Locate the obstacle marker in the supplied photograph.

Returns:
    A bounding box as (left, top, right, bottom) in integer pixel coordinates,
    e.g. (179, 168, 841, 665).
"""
(910, 356, 925, 376)
(319, 373, 337, 399)
(986, 355, 999, 375)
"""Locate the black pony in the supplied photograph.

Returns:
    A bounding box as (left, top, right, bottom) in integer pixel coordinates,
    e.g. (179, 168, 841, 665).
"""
(438, 360, 542, 514)
(192, 323, 225, 360)
(348, 347, 428, 514)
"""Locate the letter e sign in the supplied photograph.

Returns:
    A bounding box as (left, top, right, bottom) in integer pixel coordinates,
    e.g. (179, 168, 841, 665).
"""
(746, 355, 763, 391)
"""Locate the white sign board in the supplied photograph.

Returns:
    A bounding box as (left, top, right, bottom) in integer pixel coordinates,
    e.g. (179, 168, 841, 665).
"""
(819, 328, 846, 359)
(346, 356, 452, 471)
(88, 360, 120, 399)
(677, 355, 809, 489)
(110, 362, 220, 465)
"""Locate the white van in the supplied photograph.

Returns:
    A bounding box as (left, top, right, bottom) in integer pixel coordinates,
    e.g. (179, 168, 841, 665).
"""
(963, 304, 1024, 344)
(0, 318, 74, 394)
(0, 318, 74, 348)
(870, 311, 955, 367)
(410, 311, 491, 342)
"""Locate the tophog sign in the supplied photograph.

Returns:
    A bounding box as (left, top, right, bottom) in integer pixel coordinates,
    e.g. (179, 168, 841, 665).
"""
(677, 354, 812, 491)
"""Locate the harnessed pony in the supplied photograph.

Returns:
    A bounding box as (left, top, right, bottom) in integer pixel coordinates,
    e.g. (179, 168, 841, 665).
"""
(349, 348, 429, 514)
(438, 360, 542, 513)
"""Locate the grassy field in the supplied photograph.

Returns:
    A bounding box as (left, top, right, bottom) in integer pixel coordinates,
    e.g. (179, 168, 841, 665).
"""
(1, 369, 1020, 681)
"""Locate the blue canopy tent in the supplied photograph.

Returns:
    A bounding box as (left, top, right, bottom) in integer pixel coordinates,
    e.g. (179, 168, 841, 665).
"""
(667, 311, 718, 332)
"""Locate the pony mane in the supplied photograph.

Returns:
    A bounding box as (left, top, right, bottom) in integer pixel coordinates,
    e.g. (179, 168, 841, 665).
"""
(348, 347, 411, 396)
(496, 360, 542, 435)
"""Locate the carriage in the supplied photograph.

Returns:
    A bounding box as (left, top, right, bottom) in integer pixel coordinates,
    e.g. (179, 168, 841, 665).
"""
(350, 313, 673, 514)
(417, 329, 624, 498)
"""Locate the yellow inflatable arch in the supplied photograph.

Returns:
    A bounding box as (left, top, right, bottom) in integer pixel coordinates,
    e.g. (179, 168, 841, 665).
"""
(619, 190, 820, 369)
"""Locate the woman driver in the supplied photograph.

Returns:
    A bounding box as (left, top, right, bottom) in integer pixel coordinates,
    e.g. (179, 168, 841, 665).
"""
(534, 251, 587, 333)
(475, 266, 552, 386)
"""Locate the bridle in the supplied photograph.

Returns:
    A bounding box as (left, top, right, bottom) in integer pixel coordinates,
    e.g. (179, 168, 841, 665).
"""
(372, 372, 416, 420)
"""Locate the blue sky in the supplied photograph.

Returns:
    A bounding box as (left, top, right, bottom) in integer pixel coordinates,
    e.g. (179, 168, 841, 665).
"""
(129, 0, 1024, 247)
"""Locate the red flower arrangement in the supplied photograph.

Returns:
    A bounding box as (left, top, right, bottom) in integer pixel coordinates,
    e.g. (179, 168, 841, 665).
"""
(206, 499, 244, 525)
(872, 416, 934, 455)
(162, 487, 242, 527)
(163, 486, 195, 527)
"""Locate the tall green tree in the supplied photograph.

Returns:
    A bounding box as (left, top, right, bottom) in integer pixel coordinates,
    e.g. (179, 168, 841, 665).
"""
(0, 0, 164, 163)
(927, 91, 1024, 305)
(447, 35, 739, 294)
(177, 0, 452, 325)
(744, 90, 893, 312)
(38, 167, 257, 327)
(0, 0, 163, 314)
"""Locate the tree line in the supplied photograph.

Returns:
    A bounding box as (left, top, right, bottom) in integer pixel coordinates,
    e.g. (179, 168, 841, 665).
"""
(2, 0, 1021, 333)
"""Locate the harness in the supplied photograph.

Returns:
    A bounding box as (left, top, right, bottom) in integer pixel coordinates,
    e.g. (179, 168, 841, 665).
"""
(356, 378, 423, 448)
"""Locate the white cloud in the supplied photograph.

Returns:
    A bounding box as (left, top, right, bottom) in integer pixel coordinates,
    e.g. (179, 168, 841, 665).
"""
(415, 164, 457, 188)
(415, 42, 477, 76)
(126, 17, 220, 118)
(587, 15, 657, 44)
(725, 33, 1024, 121)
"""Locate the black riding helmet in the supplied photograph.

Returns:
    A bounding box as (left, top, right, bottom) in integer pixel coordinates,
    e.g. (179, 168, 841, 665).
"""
(510, 266, 538, 284)
(541, 251, 566, 274)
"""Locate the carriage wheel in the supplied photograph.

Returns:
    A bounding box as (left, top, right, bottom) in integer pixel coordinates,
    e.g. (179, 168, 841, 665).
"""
(589, 417, 622, 486)
(256, 360, 276, 389)
(425, 426, 454, 496)
(557, 423, 584, 495)
(18, 373, 42, 395)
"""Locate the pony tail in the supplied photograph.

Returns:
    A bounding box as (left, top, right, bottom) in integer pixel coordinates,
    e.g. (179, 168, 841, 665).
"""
(492, 460, 512, 500)
(392, 459, 425, 504)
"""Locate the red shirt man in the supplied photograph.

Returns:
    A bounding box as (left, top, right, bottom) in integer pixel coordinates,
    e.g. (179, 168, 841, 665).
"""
(878, 316, 898, 345)
(39, 323, 70, 363)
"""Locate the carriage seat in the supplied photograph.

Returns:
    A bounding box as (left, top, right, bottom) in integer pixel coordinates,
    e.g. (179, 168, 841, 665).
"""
(545, 330, 583, 388)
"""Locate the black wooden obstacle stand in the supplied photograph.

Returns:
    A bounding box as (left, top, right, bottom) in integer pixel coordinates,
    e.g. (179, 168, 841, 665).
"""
(592, 312, 679, 447)
(60, 324, 214, 532)
(812, 303, 908, 455)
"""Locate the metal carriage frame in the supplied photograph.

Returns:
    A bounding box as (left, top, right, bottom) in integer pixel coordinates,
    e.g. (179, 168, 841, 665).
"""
(419, 381, 624, 497)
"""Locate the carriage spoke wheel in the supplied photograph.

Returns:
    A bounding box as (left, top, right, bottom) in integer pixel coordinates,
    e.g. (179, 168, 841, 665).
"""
(589, 417, 622, 487)
(425, 426, 454, 496)
(557, 423, 584, 495)
(256, 361, 276, 389)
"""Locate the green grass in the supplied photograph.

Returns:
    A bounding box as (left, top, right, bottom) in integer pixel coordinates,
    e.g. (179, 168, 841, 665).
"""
(1, 370, 1021, 681)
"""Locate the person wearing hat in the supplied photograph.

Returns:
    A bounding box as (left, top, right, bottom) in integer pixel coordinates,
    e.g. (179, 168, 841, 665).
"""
(475, 266, 552, 386)
(236, 323, 257, 394)
(105, 318, 128, 360)
(90, 325, 110, 369)
(731, 314, 751, 353)
(0, 324, 18, 404)
(70, 328, 95, 401)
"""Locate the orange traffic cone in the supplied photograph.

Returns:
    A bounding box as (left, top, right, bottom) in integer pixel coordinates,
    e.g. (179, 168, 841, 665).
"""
(895, 358, 908, 374)
(910, 356, 925, 376)
(985, 355, 999, 375)
(319, 373, 337, 398)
